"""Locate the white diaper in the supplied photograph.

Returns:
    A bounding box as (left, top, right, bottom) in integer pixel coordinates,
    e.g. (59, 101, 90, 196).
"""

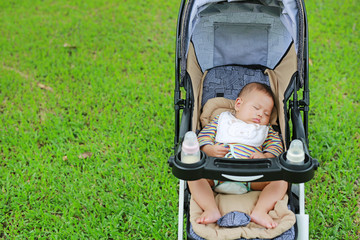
(216, 111, 269, 147)
(213, 180, 250, 194)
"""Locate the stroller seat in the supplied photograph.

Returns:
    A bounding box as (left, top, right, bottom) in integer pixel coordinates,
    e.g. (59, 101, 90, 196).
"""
(188, 96, 296, 240)
(189, 191, 295, 240)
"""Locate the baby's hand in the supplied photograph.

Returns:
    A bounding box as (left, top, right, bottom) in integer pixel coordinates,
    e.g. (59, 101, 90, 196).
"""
(201, 145, 228, 158)
(250, 152, 266, 159)
(251, 152, 276, 159)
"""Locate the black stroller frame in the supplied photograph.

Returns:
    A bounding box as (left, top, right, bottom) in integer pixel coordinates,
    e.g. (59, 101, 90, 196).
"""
(168, 1, 319, 239)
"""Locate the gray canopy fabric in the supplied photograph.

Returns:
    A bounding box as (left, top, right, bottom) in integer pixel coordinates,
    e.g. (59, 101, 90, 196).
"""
(180, 0, 303, 79)
(187, 0, 299, 50)
(191, 2, 293, 72)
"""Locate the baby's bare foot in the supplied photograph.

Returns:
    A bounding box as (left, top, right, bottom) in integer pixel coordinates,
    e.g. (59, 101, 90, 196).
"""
(250, 210, 278, 229)
(196, 209, 221, 224)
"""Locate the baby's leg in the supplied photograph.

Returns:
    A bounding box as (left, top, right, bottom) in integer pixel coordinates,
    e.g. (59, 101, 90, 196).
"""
(250, 181, 288, 229)
(188, 179, 221, 224)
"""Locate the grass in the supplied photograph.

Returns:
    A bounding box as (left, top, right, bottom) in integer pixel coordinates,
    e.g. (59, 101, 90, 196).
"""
(0, 0, 359, 239)
(0, 0, 177, 238)
(305, 0, 360, 238)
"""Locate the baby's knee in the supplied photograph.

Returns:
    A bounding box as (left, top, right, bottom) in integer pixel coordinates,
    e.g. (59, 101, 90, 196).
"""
(188, 178, 214, 188)
(274, 180, 288, 188)
(270, 180, 289, 193)
(251, 180, 288, 191)
(250, 181, 270, 190)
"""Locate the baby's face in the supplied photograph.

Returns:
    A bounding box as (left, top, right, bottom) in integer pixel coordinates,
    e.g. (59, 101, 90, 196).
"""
(234, 90, 273, 125)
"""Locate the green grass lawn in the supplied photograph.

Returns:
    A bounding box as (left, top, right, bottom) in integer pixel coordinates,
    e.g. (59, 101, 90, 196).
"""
(0, 0, 359, 239)
(305, 0, 360, 238)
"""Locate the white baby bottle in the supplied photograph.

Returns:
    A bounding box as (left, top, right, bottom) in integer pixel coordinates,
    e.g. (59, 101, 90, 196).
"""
(287, 139, 305, 165)
(181, 131, 201, 164)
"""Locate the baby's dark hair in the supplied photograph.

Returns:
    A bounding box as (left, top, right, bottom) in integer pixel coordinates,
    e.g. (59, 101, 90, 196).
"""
(238, 82, 274, 103)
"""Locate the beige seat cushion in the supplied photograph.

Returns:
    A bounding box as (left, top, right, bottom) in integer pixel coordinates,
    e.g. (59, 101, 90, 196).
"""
(190, 192, 296, 240)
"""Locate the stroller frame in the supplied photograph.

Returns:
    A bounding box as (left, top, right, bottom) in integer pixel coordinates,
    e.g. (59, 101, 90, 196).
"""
(168, 1, 319, 239)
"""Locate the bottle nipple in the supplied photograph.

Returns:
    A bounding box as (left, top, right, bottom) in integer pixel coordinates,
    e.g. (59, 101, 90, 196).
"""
(287, 139, 305, 165)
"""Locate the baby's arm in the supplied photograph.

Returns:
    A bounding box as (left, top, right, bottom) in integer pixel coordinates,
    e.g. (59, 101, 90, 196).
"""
(201, 144, 228, 158)
(257, 127, 283, 158)
(251, 127, 283, 159)
(198, 115, 228, 158)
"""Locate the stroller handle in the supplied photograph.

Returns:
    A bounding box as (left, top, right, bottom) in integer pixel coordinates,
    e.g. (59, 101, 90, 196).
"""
(168, 151, 319, 183)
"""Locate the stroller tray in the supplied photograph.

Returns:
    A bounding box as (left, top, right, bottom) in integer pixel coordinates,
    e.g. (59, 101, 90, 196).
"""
(168, 151, 319, 183)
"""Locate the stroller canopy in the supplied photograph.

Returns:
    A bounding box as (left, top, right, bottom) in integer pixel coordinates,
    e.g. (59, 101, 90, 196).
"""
(180, 0, 305, 83)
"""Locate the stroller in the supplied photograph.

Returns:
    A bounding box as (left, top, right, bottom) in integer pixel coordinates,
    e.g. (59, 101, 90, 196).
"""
(168, 0, 319, 239)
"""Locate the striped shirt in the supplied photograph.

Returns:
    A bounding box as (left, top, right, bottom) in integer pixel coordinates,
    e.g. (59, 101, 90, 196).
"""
(198, 115, 283, 158)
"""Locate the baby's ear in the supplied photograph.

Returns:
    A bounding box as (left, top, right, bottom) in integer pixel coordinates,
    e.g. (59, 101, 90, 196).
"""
(234, 98, 242, 111)
(235, 97, 243, 104)
(235, 97, 243, 105)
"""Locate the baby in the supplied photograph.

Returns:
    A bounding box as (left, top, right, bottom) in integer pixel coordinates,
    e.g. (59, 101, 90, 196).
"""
(188, 82, 288, 229)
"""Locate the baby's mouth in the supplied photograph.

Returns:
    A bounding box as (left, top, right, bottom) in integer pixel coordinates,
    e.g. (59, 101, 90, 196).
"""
(252, 118, 260, 124)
